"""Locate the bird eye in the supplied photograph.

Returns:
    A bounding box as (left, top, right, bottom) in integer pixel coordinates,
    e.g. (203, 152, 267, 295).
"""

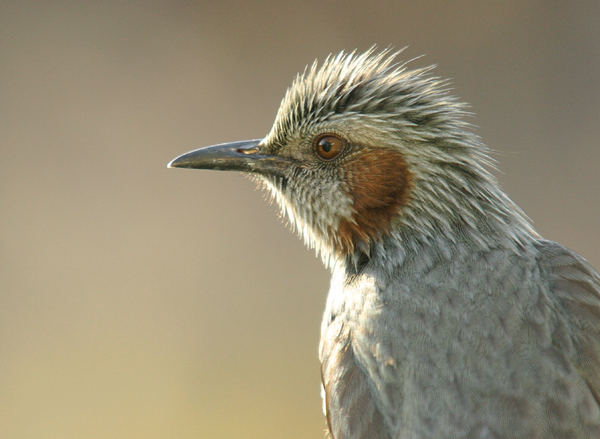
(314, 134, 345, 161)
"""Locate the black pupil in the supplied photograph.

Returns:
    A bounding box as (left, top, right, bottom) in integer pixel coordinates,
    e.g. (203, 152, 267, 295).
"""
(321, 140, 333, 152)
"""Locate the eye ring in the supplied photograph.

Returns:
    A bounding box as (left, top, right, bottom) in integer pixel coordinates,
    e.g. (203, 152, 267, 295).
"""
(314, 134, 345, 161)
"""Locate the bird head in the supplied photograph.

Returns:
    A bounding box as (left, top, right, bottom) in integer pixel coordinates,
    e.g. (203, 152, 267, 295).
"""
(169, 49, 534, 267)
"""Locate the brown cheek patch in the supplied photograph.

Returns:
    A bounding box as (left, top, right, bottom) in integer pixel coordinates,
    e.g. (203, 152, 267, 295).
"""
(336, 148, 411, 254)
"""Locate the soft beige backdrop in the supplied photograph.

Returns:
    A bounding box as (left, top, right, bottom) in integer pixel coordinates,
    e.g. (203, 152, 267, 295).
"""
(1, 1, 599, 438)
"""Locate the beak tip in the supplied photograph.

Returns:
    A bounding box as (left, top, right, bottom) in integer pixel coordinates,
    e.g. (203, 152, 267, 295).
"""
(167, 155, 192, 169)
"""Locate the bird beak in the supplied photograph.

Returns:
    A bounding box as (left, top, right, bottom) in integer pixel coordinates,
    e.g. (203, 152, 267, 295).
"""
(167, 139, 289, 176)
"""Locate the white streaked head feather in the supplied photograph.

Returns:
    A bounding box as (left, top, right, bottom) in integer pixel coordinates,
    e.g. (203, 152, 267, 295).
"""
(256, 48, 538, 267)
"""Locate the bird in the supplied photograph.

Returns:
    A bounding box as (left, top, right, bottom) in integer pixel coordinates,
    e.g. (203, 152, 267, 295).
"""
(168, 49, 600, 438)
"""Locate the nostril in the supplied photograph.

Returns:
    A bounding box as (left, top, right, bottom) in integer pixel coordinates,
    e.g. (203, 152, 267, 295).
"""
(238, 147, 259, 155)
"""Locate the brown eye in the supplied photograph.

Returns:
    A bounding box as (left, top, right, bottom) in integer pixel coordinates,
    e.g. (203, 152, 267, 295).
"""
(314, 134, 345, 161)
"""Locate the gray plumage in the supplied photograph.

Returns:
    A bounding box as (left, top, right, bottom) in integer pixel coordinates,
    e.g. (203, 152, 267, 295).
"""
(169, 49, 600, 438)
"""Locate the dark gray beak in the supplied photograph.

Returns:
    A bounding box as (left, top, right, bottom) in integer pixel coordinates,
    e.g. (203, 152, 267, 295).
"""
(168, 139, 289, 175)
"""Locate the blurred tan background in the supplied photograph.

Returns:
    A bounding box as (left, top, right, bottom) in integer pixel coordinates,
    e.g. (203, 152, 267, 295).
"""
(1, 1, 599, 438)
